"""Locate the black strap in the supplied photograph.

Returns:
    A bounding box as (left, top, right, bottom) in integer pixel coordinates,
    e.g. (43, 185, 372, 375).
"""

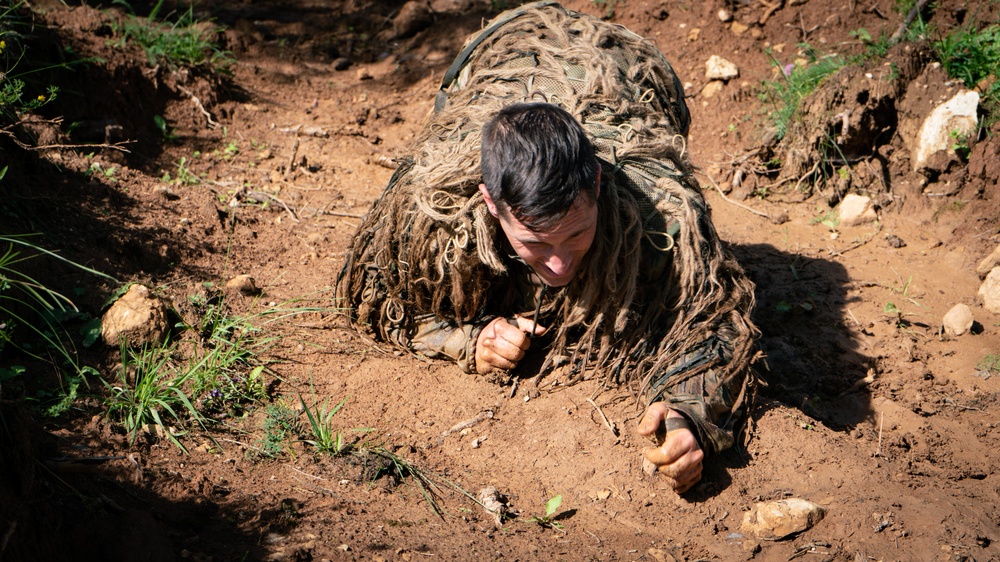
(434, 0, 560, 113)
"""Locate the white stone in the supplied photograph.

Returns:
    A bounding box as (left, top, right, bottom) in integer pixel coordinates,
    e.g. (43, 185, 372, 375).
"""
(101, 284, 170, 347)
(979, 267, 1000, 314)
(913, 90, 980, 171)
(943, 303, 974, 336)
(705, 55, 739, 81)
(717, 8, 733, 22)
(226, 274, 260, 295)
(976, 244, 1000, 279)
(701, 80, 725, 99)
(741, 498, 827, 539)
(838, 194, 877, 226)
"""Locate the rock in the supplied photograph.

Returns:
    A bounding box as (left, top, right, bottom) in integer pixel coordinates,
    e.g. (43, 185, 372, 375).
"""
(885, 234, 907, 248)
(356, 67, 372, 81)
(942, 303, 974, 336)
(705, 55, 739, 81)
(730, 21, 749, 35)
(331, 57, 352, 71)
(979, 267, 1000, 314)
(100, 284, 170, 347)
(741, 498, 827, 539)
(717, 8, 733, 22)
(701, 80, 725, 99)
(838, 194, 877, 226)
(430, 0, 469, 12)
(976, 244, 1000, 279)
(391, 1, 432, 39)
(646, 548, 679, 562)
(913, 89, 980, 172)
(225, 274, 260, 296)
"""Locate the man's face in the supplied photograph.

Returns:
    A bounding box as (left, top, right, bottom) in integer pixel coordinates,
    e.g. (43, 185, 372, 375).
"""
(480, 186, 599, 287)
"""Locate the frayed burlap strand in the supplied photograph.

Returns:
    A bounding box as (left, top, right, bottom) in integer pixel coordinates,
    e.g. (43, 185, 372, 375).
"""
(337, 3, 757, 413)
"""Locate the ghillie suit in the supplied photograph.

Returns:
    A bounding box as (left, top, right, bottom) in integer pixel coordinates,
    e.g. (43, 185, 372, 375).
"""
(338, 2, 759, 455)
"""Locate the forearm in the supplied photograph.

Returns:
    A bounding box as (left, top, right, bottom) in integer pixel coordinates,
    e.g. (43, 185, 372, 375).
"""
(391, 314, 491, 373)
(645, 325, 753, 456)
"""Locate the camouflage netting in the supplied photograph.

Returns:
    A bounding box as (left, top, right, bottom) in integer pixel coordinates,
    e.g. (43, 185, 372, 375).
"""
(338, 2, 757, 416)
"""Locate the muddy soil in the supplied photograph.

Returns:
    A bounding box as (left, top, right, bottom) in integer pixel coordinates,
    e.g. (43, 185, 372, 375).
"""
(2, 0, 1000, 561)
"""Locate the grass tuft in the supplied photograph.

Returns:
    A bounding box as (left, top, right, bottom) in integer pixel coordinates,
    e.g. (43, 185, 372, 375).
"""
(110, 0, 232, 72)
(759, 46, 847, 142)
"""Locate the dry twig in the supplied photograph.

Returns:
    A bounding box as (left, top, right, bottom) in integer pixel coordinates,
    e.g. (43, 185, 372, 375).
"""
(697, 170, 770, 219)
(176, 84, 219, 129)
(890, 0, 930, 41)
(587, 397, 619, 438)
(759, 0, 784, 25)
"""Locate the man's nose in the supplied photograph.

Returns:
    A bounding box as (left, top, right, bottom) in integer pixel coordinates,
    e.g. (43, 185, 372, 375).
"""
(543, 248, 573, 275)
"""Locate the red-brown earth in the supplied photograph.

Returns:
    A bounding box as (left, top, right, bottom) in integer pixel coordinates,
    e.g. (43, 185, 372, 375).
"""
(2, 0, 1000, 561)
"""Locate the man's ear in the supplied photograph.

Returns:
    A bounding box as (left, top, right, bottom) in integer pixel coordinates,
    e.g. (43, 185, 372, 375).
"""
(479, 183, 499, 217)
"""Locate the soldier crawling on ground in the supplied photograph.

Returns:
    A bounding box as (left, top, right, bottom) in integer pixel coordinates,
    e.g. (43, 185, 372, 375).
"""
(337, 2, 759, 493)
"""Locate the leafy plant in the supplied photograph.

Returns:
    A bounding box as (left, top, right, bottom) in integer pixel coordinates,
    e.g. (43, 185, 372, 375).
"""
(300, 392, 350, 455)
(931, 21, 1000, 125)
(759, 46, 847, 141)
(0, 235, 112, 384)
(255, 402, 299, 459)
(528, 494, 565, 530)
(103, 341, 207, 451)
(161, 156, 201, 186)
(110, 0, 232, 71)
(976, 354, 1000, 374)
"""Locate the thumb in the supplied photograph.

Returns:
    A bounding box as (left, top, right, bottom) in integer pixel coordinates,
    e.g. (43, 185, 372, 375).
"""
(637, 402, 669, 437)
(513, 316, 548, 336)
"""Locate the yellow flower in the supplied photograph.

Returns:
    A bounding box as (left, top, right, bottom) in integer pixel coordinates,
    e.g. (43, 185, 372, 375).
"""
(37, 95, 45, 102)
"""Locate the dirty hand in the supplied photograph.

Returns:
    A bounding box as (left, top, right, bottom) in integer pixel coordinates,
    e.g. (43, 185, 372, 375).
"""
(475, 316, 547, 374)
(637, 402, 704, 493)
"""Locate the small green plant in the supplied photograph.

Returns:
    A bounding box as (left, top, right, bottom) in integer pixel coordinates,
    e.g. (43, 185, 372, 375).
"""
(976, 354, 1000, 374)
(300, 393, 350, 455)
(110, 0, 232, 71)
(933, 23, 1000, 122)
(103, 341, 207, 451)
(760, 46, 847, 141)
(153, 115, 177, 141)
(0, 235, 111, 390)
(255, 402, 299, 459)
(185, 293, 274, 418)
(809, 208, 840, 228)
(949, 128, 971, 160)
(528, 495, 565, 530)
(161, 156, 201, 185)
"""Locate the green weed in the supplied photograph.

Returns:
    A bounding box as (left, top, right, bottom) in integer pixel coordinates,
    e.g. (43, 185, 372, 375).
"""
(527, 495, 565, 531)
(161, 156, 201, 186)
(0, 235, 112, 385)
(759, 46, 847, 141)
(976, 354, 1000, 374)
(255, 402, 299, 459)
(103, 341, 207, 452)
(934, 23, 1000, 123)
(300, 392, 350, 455)
(110, 0, 232, 71)
(809, 209, 840, 228)
(184, 293, 275, 418)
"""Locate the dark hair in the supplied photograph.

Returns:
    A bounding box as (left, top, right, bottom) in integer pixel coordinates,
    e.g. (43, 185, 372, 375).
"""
(480, 102, 599, 231)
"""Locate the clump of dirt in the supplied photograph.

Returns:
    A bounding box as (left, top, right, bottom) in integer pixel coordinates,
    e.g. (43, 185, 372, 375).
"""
(736, 42, 934, 205)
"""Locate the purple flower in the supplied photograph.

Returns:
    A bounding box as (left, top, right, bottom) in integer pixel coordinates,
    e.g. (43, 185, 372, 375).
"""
(782, 63, 795, 77)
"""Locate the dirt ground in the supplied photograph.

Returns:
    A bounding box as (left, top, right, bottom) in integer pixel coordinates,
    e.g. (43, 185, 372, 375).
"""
(3, 0, 1000, 560)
